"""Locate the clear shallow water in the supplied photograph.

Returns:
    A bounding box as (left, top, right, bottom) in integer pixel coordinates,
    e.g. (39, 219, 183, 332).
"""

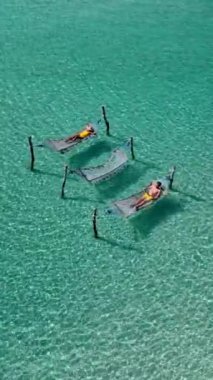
(0, 1, 213, 379)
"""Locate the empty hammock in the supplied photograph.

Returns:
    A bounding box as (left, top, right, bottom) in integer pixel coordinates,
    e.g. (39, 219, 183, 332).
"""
(69, 143, 131, 184)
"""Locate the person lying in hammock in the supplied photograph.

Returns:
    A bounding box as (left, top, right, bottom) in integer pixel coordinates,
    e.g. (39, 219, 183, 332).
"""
(134, 181, 163, 210)
(65, 124, 96, 143)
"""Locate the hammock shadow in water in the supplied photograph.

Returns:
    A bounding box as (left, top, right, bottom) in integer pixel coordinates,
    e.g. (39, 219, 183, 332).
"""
(68, 141, 112, 168)
(99, 237, 141, 253)
(96, 165, 144, 200)
(130, 198, 183, 238)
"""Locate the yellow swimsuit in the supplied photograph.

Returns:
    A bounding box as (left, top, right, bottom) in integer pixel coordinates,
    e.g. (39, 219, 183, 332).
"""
(143, 192, 153, 201)
(79, 129, 91, 139)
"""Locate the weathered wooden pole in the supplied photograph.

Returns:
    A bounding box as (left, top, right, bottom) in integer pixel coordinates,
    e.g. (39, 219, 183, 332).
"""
(130, 137, 135, 160)
(93, 208, 98, 238)
(28, 136, 35, 171)
(101, 105, 110, 136)
(168, 166, 176, 190)
(61, 165, 69, 198)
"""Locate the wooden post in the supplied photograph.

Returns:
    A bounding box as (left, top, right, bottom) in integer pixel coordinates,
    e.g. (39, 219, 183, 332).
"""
(93, 208, 98, 238)
(61, 165, 69, 198)
(28, 136, 35, 171)
(101, 105, 110, 136)
(168, 166, 176, 190)
(130, 137, 135, 160)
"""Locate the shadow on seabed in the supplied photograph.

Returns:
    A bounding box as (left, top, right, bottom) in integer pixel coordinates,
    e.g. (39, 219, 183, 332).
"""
(68, 140, 112, 168)
(130, 197, 184, 238)
(99, 236, 142, 254)
(171, 187, 205, 203)
(33, 168, 63, 179)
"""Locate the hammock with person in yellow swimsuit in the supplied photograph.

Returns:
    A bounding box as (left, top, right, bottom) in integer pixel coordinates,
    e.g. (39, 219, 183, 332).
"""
(42, 122, 99, 154)
(106, 167, 176, 218)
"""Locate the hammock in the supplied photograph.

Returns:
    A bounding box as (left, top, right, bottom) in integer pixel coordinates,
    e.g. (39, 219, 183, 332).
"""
(42, 122, 98, 154)
(69, 146, 129, 184)
(107, 167, 176, 218)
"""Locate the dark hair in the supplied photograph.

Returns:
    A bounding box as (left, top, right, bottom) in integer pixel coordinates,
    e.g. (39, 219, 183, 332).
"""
(156, 181, 162, 189)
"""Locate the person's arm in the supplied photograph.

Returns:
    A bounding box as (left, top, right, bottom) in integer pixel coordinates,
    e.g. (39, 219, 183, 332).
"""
(153, 189, 162, 199)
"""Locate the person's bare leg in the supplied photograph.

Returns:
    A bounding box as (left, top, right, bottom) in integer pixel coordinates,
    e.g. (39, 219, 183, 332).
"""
(135, 198, 148, 210)
(65, 135, 78, 143)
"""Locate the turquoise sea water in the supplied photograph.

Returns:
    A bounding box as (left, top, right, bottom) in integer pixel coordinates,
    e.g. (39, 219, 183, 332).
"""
(1, 1, 213, 379)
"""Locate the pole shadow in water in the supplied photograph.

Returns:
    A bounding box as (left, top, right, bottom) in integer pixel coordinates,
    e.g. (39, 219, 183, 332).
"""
(130, 197, 183, 238)
(33, 168, 63, 179)
(68, 141, 112, 168)
(99, 236, 142, 254)
(171, 187, 205, 203)
(62, 195, 105, 205)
